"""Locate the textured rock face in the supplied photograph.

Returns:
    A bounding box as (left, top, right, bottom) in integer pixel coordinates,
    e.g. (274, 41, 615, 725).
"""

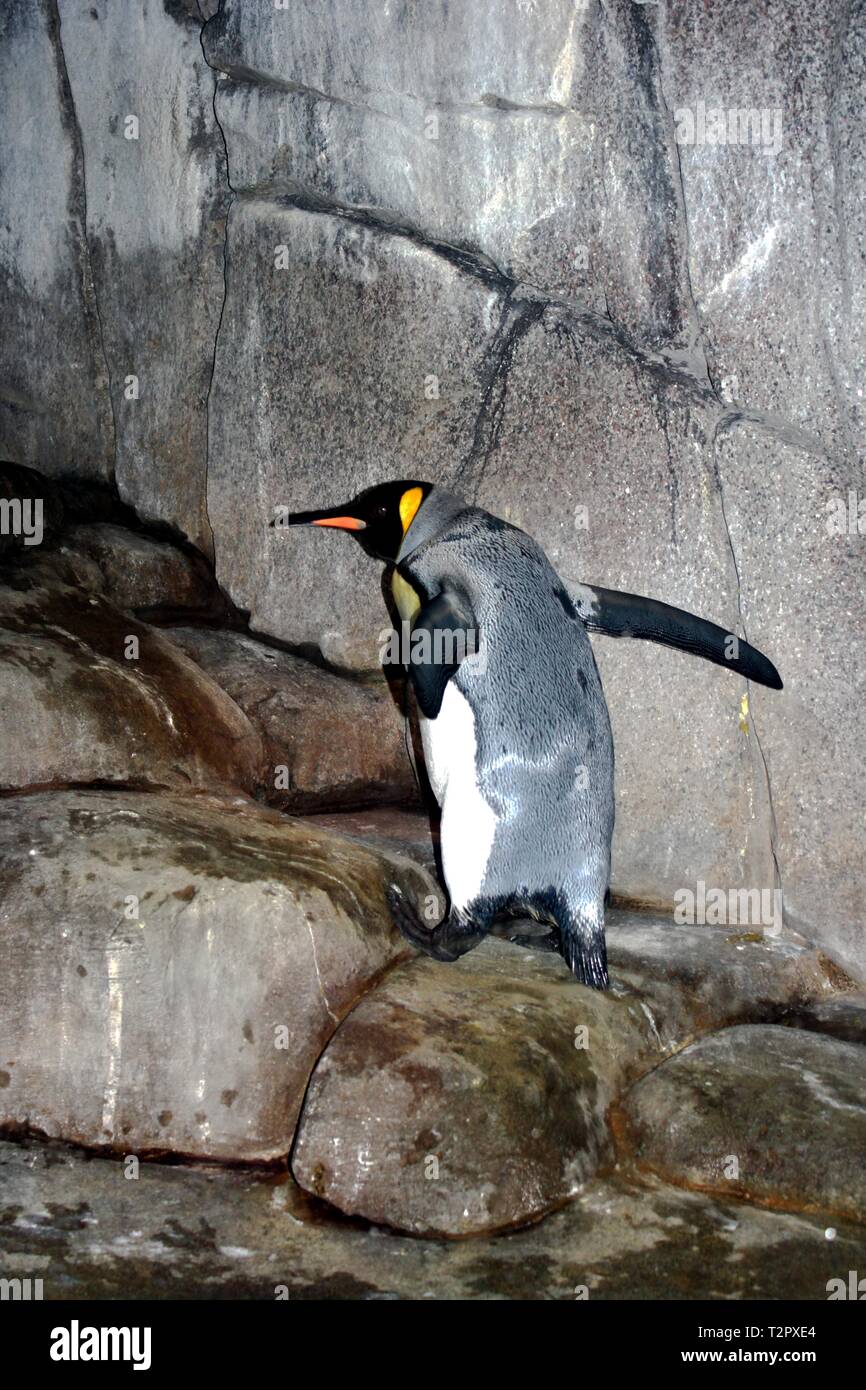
(292, 938, 650, 1236)
(0, 0, 862, 976)
(0, 1, 228, 549)
(207, 199, 501, 668)
(784, 994, 866, 1048)
(167, 626, 416, 811)
(717, 424, 865, 982)
(606, 916, 843, 1050)
(0, 2, 113, 478)
(5, 1139, 865, 1301)
(0, 575, 262, 795)
(618, 1024, 866, 1222)
(46, 524, 218, 617)
(0, 790, 425, 1161)
(660, 0, 866, 463)
(54, 0, 230, 553)
(204, 0, 692, 347)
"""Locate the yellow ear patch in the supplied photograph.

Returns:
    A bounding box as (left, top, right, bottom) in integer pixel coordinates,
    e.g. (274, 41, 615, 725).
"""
(399, 486, 424, 536)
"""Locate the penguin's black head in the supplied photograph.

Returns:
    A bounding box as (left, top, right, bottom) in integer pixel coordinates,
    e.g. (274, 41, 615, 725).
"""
(288, 480, 433, 562)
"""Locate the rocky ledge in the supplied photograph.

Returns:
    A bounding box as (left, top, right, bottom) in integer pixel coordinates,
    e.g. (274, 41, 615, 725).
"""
(0, 486, 863, 1289)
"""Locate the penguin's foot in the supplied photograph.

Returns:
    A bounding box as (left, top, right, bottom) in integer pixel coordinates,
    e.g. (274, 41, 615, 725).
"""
(386, 884, 486, 963)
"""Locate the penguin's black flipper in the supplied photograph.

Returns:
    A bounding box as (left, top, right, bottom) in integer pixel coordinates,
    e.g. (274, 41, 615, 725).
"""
(575, 585, 783, 690)
(407, 589, 479, 719)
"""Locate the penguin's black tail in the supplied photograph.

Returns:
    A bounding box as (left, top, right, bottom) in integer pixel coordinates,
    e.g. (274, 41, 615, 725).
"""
(561, 930, 609, 990)
(530, 888, 610, 989)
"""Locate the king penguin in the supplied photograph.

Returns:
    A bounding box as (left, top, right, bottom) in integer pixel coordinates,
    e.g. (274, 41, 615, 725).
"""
(289, 480, 782, 989)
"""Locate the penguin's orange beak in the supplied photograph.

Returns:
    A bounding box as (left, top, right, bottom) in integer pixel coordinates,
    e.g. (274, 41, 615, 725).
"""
(311, 515, 366, 530)
(288, 507, 367, 531)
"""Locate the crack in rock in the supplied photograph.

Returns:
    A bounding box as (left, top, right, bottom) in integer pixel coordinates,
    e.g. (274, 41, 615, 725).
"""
(454, 296, 545, 502)
(48, 0, 117, 477)
(711, 421, 785, 921)
(633, 1, 718, 399)
(199, 2, 235, 573)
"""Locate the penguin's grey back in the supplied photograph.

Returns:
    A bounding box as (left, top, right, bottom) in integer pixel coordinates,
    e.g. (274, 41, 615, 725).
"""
(403, 507, 614, 903)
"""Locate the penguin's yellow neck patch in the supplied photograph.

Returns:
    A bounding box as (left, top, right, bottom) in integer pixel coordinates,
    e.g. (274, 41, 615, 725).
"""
(399, 486, 424, 536)
(391, 569, 421, 623)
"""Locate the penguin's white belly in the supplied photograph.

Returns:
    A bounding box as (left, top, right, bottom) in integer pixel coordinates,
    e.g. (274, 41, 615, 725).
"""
(420, 682, 497, 911)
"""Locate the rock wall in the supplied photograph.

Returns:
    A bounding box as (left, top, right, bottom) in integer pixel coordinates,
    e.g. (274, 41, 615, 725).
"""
(0, 0, 863, 977)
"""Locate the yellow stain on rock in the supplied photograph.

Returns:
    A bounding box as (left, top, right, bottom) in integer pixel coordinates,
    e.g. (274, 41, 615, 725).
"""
(739, 692, 750, 735)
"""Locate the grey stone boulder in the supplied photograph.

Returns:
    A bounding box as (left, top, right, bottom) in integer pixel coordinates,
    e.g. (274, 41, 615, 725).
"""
(783, 994, 866, 1049)
(166, 626, 416, 811)
(290, 906, 852, 1236)
(607, 913, 845, 1053)
(0, 789, 429, 1162)
(618, 1024, 866, 1223)
(292, 937, 653, 1237)
(0, 574, 262, 795)
(31, 523, 219, 618)
(302, 806, 439, 878)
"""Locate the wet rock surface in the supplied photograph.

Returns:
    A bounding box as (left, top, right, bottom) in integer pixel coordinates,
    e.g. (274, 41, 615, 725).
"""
(302, 806, 439, 877)
(782, 994, 866, 1049)
(606, 917, 845, 1051)
(618, 1024, 866, 1223)
(52, 0, 230, 552)
(0, 5, 114, 481)
(292, 938, 650, 1237)
(290, 911, 856, 1236)
(0, 575, 262, 795)
(0, 789, 428, 1162)
(0, 0, 863, 1299)
(2, 1138, 863, 1301)
(167, 626, 416, 811)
